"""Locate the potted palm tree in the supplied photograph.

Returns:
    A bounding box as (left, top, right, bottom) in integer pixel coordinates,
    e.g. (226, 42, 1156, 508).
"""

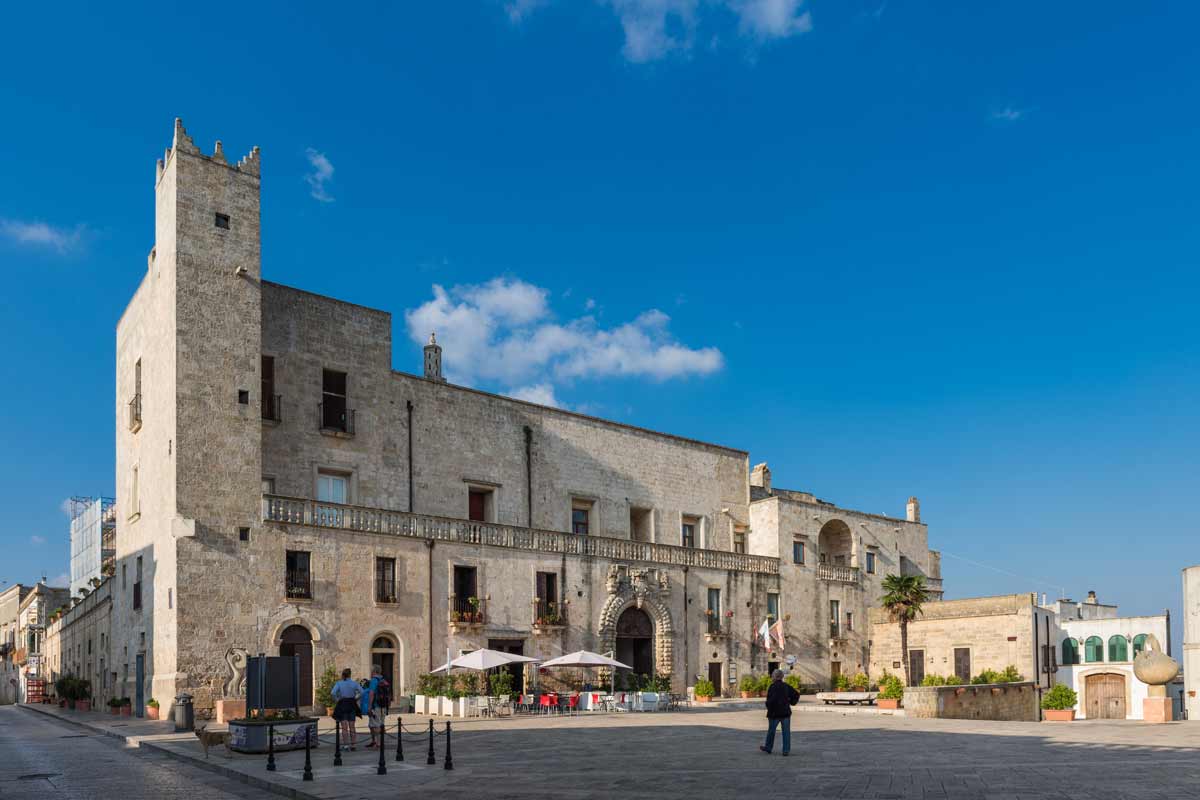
(694, 678, 716, 702)
(881, 573, 930, 688)
(1041, 685, 1078, 721)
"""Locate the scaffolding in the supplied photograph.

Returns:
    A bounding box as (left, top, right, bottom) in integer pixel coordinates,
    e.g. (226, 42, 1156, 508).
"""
(69, 496, 116, 596)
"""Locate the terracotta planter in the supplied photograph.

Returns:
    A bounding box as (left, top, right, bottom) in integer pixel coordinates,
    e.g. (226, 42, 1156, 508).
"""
(740, 691, 754, 699)
(877, 698, 900, 710)
(120, 705, 132, 716)
(326, 706, 334, 717)
(1044, 709, 1075, 722)
(110, 707, 120, 715)
(146, 706, 160, 720)
(695, 695, 713, 703)
(76, 700, 91, 712)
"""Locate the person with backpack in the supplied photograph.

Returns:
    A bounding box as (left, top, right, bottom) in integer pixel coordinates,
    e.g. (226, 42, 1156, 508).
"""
(759, 669, 800, 756)
(363, 664, 389, 748)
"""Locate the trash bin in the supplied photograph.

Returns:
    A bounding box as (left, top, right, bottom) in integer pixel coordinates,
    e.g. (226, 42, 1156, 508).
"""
(174, 693, 194, 732)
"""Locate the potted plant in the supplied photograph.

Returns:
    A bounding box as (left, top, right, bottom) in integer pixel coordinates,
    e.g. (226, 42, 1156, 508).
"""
(146, 698, 160, 720)
(489, 670, 514, 699)
(75, 680, 92, 712)
(315, 663, 338, 716)
(108, 698, 122, 715)
(694, 678, 716, 702)
(738, 674, 758, 699)
(784, 673, 803, 692)
(834, 673, 851, 692)
(877, 673, 903, 710)
(120, 697, 132, 716)
(1041, 684, 1078, 721)
(851, 672, 869, 692)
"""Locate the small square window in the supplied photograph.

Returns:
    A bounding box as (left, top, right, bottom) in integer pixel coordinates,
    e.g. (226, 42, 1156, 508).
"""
(215, 212, 230, 229)
(239, 527, 250, 542)
(238, 390, 250, 405)
(793, 539, 805, 564)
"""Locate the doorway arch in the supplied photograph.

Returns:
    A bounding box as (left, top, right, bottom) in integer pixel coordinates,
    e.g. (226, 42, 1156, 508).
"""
(817, 519, 854, 566)
(279, 625, 314, 706)
(370, 634, 399, 697)
(615, 607, 654, 687)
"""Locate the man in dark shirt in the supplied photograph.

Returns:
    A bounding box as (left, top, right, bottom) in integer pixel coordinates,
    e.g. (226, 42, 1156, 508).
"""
(759, 669, 800, 756)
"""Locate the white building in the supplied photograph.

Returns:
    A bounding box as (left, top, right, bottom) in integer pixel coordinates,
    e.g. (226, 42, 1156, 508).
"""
(1184, 565, 1200, 721)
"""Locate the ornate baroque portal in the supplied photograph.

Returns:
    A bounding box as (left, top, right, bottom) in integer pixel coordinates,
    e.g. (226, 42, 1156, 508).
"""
(598, 565, 675, 676)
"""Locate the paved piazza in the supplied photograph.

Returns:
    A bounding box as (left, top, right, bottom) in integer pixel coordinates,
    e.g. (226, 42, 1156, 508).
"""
(4, 703, 1199, 799)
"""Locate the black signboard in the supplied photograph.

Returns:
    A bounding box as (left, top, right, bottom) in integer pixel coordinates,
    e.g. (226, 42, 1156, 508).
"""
(246, 654, 300, 715)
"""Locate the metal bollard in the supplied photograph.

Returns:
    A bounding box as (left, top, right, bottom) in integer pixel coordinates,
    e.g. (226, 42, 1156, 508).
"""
(395, 717, 403, 762)
(334, 720, 342, 766)
(443, 721, 453, 770)
(377, 724, 387, 775)
(266, 723, 276, 772)
(302, 725, 313, 781)
(426, 718, 435, 765)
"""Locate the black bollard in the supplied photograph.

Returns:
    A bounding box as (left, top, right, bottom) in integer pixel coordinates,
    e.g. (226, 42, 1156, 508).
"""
(426, 718, 435, 765)
(377, 724, 387, 775)
(334, 719, 342, 766)
(266, 723, 276, 772)
(395, 716, 403, 762)
(443, 721, 453, 770)
(302, 725, 313, 781)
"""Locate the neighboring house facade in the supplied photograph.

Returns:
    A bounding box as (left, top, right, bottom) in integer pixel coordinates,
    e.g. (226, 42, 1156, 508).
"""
(869, 590, 1177, 720)
(0, 584, 32, 705)
(0, 583, 71, 704)
(42, 119, 942, 719)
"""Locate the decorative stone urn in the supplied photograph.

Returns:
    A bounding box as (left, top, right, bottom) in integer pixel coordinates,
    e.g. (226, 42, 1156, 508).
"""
(1133, 634, 1179, 723)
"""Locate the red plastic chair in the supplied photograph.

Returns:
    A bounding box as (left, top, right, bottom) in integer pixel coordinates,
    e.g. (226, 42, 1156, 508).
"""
(539, 694, 553, 714)
(568, 695, 580, 714)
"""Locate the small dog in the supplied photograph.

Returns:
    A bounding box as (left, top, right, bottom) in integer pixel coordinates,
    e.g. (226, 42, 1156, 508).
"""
(194, 725, 233, 759)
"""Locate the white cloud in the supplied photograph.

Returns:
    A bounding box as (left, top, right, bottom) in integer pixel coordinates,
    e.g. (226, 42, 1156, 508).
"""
(504, 0, 547, 22)
(732, 0, 812, 40)
(405, 276, 723, 401)
(304, 148, 335, 202)
(585, 298, 596, 310)
(0, 219, 84, 253)
(30, 535, 46, 546)
(607, 0, 699, 63)
(991, 107, 1029, 122)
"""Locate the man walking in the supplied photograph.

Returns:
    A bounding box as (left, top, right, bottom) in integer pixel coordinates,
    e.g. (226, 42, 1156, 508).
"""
(759, 669, 799, 756)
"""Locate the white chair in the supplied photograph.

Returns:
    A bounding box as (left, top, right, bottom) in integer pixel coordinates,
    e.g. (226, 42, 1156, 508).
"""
(476, 695, 491, 717)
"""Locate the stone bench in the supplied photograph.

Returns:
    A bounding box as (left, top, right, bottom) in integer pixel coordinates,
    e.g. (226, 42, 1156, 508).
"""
(816, 691, 878, 705)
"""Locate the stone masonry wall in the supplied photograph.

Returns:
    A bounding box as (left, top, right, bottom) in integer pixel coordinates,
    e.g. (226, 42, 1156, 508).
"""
(904, 682, 1039, 721)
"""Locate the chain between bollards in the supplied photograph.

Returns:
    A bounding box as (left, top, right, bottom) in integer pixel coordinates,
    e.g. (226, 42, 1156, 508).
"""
(443, 720, 453, 770)
(395, 716, 403, 762)
(266, 723, 276, 771)
(426, 718, 436, 765)
(302, 724, 314, 781)
(333, 718, 342, 766)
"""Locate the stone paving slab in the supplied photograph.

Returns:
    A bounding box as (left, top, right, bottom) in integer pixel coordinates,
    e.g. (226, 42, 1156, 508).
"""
(19, 702, 1200, 799)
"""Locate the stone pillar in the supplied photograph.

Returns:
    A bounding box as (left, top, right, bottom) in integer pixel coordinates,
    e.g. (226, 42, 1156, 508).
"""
(906, 497, 920, 523)
(1143, 685, 1173, 724)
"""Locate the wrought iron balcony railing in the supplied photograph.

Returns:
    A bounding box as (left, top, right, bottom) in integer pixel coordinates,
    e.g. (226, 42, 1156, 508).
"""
(263, 495, 780, 575)
(286, 570, 312, 600)
(318, 403, 355, 435)
(450, 595, 486, 626)
(533, 599, 566, 628)
(263, 394, 282, 423)
(128, 394, 142, 431)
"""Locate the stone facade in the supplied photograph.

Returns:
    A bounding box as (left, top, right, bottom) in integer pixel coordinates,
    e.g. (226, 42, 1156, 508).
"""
(1, 583, 70, 704)
(904, 682, 1039, 721)
(45, 120, 942, 718)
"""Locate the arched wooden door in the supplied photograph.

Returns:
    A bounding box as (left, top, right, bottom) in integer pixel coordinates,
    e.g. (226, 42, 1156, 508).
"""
(615, 607, 654, 687)
(370, 636, 397, 697)
(280, 625, 314, 706)
(1085, 673, 1126, 719)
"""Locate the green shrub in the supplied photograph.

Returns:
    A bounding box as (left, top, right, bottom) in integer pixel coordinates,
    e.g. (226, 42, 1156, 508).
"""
(315, 663, 339, 708)
(147, 698, 160, 709)
(878, 673, 904, 701)
(943, 675, 963, 686)
(998, 665, 1023, 683)
(850, 672, 870, 690)
(921, 674, 947, 687)
(971, 669, 1003, 685)
(754, 674, 772, 693)
(739, 674, 759, 693)
(489, 671, 514, 698)
(1041, 684, 1078, 711)
(694, 678, 716, 698)
(834, 673, 851, 691)
(784, 674, 802, 691)
(417, 673, 446, 696)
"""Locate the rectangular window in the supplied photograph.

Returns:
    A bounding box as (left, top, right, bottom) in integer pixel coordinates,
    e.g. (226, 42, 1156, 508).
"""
(630, 507, 652, 542)
(375, 557, 397, 603)
(168, 588, 173, 609)
(286, 550, 312, 599)
(707, 587, 722, 634)
(452, 565, 480, 621)
(130, 465, 139, 517)
(468, 489, 493, 522)
(865, 551, 876, 574)
(766, 592, 780, 621)
(261, 477, 276, 494)
(733, 529, 746, 554)
(317, 471, 348, 504)
(262, 356, 278, 421)
(535, 571, 561, 625)
(792, 539, 805, 564)
(681, 516, 698, 549)
(214, 212, 230, 229)
(321, 369, 349, 431)
(237, 389, 249, 405)
(132, 556, 143, 611)
(908, 649, 926, 686)
(122, 564, 127, 590)
(953, 647, 971, 682)
(571, 500, 592, 536)
(238, 527, 250, 542)
(845, 611, 853, 631)
(829, 599, 840, 638)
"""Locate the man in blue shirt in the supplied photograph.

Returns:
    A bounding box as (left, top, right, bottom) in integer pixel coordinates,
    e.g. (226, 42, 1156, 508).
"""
(362, 665, 382, 748)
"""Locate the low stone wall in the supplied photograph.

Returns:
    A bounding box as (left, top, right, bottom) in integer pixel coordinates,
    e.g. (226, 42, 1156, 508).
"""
(904, 682, 1039, 721)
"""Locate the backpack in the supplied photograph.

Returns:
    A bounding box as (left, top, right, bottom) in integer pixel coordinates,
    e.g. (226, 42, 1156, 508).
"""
(373, 677, 391, 709)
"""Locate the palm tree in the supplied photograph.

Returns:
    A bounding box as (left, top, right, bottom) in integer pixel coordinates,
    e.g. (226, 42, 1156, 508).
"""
(881, 574, 930, 686)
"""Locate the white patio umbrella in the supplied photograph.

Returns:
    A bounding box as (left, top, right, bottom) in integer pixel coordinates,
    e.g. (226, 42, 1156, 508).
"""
(539, 650, 631, 699)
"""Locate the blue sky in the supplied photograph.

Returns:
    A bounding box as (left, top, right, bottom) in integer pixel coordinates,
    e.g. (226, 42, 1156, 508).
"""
(1, 2, 1197, 639)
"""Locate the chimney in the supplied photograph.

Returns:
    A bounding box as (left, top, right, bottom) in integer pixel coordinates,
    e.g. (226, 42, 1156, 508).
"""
(1085, 590, 1097, 604)
(750, 463, 771, 494)
(906, 496, 921, 523)
(423, 332, 445, 382)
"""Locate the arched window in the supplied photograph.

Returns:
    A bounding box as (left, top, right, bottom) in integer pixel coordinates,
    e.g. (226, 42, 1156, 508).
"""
(1061, 638, 1079, 666)
(1133, 634, 1148, 656)
(1108, 635, 1128, 662)
(1084, 635, 1104, 663)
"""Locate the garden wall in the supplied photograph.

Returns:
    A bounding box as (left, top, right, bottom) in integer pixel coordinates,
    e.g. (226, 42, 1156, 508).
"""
(904, 681, 1039, 721)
